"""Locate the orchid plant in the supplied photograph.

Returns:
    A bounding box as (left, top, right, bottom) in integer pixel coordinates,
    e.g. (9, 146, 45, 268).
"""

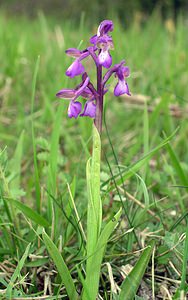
(45, 20, 131, 299)
(56, 20, 130, 133)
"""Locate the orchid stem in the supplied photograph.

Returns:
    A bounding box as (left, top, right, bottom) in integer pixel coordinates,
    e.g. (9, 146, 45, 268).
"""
(95, 65, 103, 134)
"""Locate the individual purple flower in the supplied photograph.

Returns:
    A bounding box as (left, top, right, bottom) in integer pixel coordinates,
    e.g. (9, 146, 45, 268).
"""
(114, 65, 131, 96)
(56, 76, 90, 100)
(97, 36, 113, 68)
(90, 20, 114, 45)
(90, 20, 114, 68)
(65, 48, 92, 78)
(56, 76, 94, 118)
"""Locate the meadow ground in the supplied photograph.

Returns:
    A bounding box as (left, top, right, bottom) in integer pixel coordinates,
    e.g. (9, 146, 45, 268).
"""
(0, 11, 188, 299)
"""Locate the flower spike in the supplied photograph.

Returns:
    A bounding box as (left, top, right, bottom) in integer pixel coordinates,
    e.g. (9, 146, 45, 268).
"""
(56, 20, 131, 126)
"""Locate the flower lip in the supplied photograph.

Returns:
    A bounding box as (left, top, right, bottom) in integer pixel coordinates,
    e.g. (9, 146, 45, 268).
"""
(98, 50, 112, 68)
(80, 100, 96, 118)
(114, 80, 130, 97)
(65, 59, 85, 78)
(68, 101, 82, 118)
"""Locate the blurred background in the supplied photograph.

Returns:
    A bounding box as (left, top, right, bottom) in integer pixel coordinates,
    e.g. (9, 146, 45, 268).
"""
(0, 0, 188, 24)
(0, 0, 188, 164)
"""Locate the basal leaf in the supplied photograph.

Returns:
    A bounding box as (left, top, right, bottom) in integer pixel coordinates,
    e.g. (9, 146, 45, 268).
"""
(42, 230, 78, 300)
(119, 240, 155, 300)
(5, 198, 49, 227)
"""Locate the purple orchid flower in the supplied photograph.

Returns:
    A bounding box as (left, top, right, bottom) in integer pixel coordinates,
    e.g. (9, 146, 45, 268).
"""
(56, 20, 131, 132)
(90, 20, 114, 68)
(56, 75, 96, 118)
(114, 65, 131, 96)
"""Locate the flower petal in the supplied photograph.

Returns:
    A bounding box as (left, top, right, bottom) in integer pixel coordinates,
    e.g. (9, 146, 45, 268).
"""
(75, 76, 90, 98)
(81, 87, 93, 99)
(65, 48, 82, 58)
(97, 35, 113, 48)
(56, 88, 75, 99)
(80, 101, 96, 118)
(68, 101, 82, 118)
(90, 34, 98, 45)
(116, 65, 130, 80)
(97, 20, 114, 36)
(114, 80, 130, 96)
(122, 66, 130, 77)
(66, 60, 85, 78)
(98, 50, 112, 68)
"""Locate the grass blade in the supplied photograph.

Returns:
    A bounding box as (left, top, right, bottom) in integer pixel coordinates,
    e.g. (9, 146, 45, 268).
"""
(6, 243, 31, 299)
(5, 198, 49, 227)
(119, 240, 155, 300)
(42, 230, 78, 300)
(31, 56, 41, 213)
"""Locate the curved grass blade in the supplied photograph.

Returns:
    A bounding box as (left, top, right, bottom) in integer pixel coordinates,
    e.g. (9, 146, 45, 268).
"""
(169, 212, 188, 231)
(119, 240, 155, 300)
(42, 230, 78, 300)
(5, 198, 49, 227)
(6, 243, 31, 299)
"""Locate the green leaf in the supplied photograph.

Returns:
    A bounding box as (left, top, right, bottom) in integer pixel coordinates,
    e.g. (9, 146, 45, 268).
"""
(82, 208, 122, 300)
(42, 230, 78, 300)
(119, 240, 155, 300)
(5, 198, 49, 227)
(91, 125, 102, 234)
(6, 243, 31, 299)
(85, 125, 102, 286)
